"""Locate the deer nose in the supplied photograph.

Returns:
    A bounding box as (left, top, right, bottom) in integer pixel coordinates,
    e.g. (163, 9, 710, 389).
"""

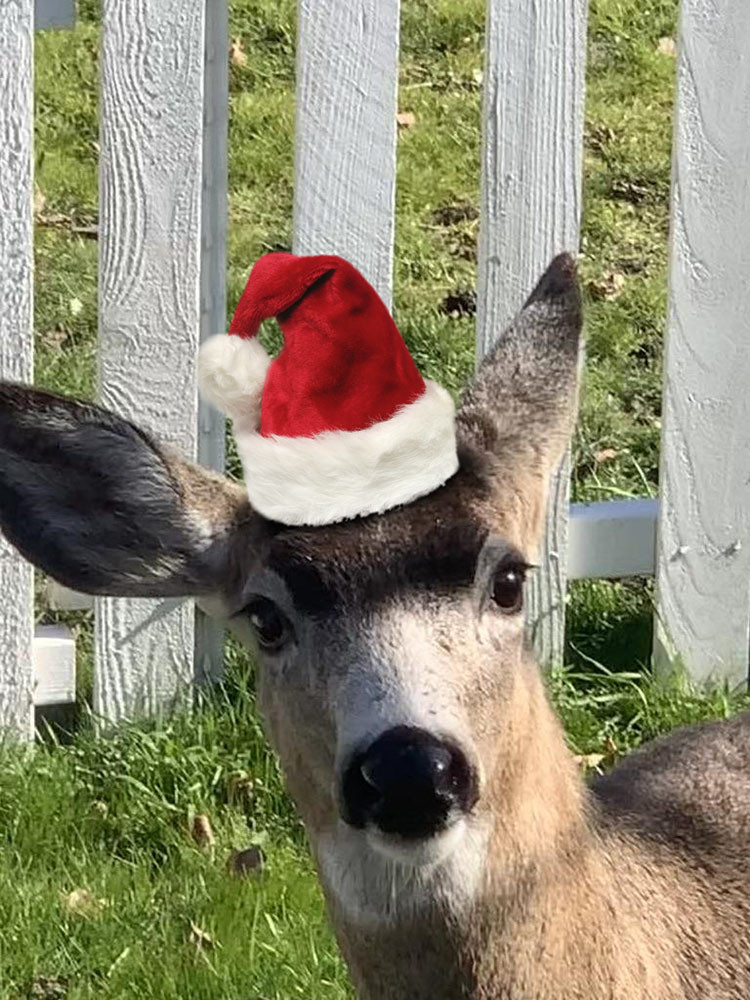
(340, 726, 478, 839)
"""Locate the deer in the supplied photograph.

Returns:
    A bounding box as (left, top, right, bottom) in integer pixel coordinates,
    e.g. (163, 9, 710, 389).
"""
(1, 254, 750, 1000)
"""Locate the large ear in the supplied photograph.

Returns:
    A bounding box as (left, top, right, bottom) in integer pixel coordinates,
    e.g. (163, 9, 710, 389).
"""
(0, 383, 260, 599)
(458, 253, 582, 466)
(456, 254, 583, 542)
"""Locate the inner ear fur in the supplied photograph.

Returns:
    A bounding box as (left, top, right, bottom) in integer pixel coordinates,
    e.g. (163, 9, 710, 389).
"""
(0, 382, 259, 598)
(455, 254, 583, 549)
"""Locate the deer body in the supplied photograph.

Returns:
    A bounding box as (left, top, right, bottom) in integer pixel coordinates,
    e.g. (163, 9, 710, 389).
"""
(1, 256, 749, 998)
(326, 683, 750, 1000)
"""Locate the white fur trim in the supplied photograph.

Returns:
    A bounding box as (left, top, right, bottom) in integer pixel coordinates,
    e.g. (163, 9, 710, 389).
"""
(197, 335, 271, 429)
(235, 380, 458, 525)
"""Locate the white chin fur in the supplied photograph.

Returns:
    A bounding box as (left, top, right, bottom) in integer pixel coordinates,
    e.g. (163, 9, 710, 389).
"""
(197, 334, 270, 429)
(366, 818, 468, 867)
(318, 817, 488, 928)
(235, 379, 458, 526)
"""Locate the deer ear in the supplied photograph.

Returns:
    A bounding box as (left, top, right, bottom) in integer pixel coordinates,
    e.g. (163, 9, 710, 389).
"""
(0, 383, 260, 599)
(457, 253, 583, 476)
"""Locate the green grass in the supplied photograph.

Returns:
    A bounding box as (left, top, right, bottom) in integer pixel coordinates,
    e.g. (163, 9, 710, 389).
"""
(0, 649, 351, 999)
(3, 653, 748, 999)
(7, 0, 749, 995)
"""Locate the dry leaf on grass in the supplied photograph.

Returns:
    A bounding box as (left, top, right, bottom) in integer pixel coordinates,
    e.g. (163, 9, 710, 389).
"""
(42, 327, 69, 352)
(573, 753, 606, 773)
(589, 270, 626, 301)
(189, 921, 218, 951)
(69, 297, 83, 317)
(28, 976, 68, 1000)
(396, 111, 416, 129)
(227, 846, 265, 879)
(227, 772, 255, 808)
(431, 202, 477, 227)
(230, 36, 247, 67)
(593, 448, 619, 465)
(62, 888, 109, 918)
(603, 737, 620, 765)
(440, 289, 476, 319)
(34, 185, 46, 219)
(191, 812, 215, 851)
(657, 36, 676, 57)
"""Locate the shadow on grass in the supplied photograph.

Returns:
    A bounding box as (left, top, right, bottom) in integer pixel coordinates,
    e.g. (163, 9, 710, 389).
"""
(565, 577, 654, 673)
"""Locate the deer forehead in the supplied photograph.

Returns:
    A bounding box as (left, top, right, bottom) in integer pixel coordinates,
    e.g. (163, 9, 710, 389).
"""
(255, 462, 531, 615)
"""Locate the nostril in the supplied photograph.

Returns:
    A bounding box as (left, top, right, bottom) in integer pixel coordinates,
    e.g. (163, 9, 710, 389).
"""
(341, 726, 478, 839)
(360, 754, 381, 790)
(360, 739, 452, 793)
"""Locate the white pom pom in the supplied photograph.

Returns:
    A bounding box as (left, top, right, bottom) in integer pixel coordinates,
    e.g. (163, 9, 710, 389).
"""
(198, 335, 271, 429)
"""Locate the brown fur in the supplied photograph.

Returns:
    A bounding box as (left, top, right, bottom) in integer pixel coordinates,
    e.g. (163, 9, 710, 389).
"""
(332, 672, 750, 999)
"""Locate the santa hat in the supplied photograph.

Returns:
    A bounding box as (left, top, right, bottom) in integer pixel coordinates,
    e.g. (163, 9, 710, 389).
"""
(198, 253, 458, 526)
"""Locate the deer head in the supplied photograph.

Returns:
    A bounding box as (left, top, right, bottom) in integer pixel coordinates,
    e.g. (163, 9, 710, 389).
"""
(0, 254, 582, 928)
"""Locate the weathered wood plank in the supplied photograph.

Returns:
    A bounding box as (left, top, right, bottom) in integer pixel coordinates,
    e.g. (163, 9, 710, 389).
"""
(196, 0, 229, 684)
(654, 0, 750, 686)
(0, 0, 35, 739)
(34, 0, 74, 30)
(293, 0, 400, 304)
(96, 0, 207, 720)
(477, 0, 588, 666)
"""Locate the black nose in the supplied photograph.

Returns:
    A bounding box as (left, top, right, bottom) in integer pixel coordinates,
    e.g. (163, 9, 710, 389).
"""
(341, 726, 478, 839)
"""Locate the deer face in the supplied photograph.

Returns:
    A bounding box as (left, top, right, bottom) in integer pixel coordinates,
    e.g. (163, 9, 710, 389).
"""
(230, 467, 531, 863)
(0, 255, 581, 922)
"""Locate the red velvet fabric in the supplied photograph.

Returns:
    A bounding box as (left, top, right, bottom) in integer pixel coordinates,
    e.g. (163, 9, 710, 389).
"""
(228, 253, 425, 438)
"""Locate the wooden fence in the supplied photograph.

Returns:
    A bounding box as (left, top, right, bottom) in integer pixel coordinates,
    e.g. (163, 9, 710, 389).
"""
(0, 0, 748, 738)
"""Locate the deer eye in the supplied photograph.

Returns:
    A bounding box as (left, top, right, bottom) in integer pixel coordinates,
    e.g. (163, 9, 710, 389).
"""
(245, 597, 291, 651)
(490, 563, 526, 614)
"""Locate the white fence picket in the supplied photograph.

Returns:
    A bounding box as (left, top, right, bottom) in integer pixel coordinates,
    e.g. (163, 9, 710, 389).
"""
(293, 0, 400, 304)
(96, 0, 212, 720)
(476, 0, 588, 667)
(654, 0, 750, 686)
(195, 0, 229, 685)
(0, 0, 35, 739)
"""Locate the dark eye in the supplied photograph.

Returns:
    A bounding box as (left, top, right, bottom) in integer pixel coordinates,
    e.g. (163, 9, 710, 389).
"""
(491, 564, 526, 614)
(245, 597, 290, 651)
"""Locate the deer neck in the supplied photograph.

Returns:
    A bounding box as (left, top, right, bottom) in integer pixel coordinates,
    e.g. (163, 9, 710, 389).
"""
(317, 665, 616, 1000)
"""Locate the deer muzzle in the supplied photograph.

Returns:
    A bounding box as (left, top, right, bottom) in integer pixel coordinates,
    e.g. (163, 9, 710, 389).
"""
(339, 725, 479, 841)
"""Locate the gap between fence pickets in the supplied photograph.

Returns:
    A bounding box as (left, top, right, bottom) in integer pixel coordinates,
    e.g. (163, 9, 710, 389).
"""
(45, 498, 660, 615)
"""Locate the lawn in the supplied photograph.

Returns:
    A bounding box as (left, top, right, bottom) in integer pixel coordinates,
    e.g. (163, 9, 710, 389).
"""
(3, 0, 748, 997)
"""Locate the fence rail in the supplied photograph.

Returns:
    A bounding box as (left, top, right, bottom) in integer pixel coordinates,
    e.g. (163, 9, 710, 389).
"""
(1, 0, 748, 738)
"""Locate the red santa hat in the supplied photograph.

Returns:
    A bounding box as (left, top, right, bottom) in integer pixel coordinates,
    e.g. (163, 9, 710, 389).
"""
(198, 253, 458, 526)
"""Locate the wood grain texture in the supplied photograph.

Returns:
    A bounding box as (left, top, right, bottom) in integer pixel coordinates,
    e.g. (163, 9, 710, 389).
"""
(293, 0, 400, 304)
(96, 0, 207, 720)
(477, 0, 588, 666)
(654, 0, 750, 686)
(196, 0, 229, 684)
(0, 0, 35, 739)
